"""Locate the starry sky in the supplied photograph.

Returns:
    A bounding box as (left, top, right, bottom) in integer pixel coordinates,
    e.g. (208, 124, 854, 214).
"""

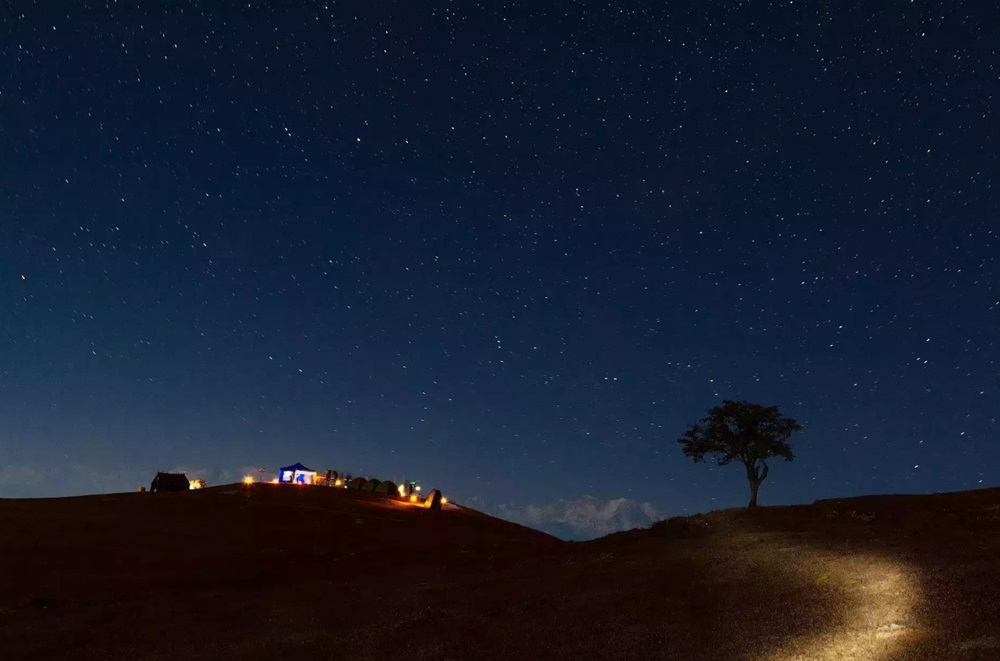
(1, 2, 996, 529)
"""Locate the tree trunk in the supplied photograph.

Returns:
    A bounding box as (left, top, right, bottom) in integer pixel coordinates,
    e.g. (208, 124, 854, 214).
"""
(748, 478, 760, 508)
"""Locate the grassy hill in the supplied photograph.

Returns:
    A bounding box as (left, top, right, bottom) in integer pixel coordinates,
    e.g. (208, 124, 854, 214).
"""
(2, 483, 999, 659)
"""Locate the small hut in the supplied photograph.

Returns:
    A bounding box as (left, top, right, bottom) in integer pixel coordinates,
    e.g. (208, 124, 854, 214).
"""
(150, 472, 190, 493)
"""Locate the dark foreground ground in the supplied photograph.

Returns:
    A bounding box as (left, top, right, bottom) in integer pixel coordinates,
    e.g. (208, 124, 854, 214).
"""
(2, 484, 999, 660)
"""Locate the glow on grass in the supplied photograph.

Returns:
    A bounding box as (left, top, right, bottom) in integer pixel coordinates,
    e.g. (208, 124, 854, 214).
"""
(759, 550, 920, 661)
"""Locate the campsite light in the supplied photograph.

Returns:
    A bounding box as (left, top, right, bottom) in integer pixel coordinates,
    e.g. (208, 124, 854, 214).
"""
(409, 494, 418, 503)
(243, 475, 254, 486)
(441, 497, 448, 505)
(397, 484, 406, 497)
(334, 478, 343, 487)
(415, 485, 421, 492)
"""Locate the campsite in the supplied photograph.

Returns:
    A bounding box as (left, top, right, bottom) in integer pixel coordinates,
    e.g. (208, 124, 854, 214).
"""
(5, 0, 995, 658)
(2, 481, 1000, 660)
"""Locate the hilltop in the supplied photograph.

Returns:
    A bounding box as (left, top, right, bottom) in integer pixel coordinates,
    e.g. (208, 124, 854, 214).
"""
(1, 483, 999, 659)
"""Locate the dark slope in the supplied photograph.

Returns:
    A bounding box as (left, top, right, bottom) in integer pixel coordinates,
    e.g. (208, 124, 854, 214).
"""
(2, 484, 999, 660)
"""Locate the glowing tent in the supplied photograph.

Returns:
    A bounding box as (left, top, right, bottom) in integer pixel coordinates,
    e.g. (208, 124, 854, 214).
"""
(423, 489, 443, 510)
(278, 462, 318, 485)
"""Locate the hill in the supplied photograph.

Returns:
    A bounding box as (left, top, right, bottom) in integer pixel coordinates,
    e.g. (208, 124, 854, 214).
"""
(1, 483, 999, 659)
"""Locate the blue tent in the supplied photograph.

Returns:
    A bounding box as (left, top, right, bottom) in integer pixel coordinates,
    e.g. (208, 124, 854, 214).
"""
(278, 462, 316, 484)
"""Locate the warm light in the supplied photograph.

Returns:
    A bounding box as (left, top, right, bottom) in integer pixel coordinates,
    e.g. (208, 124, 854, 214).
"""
(270, 478, 279, 484)
(441, 497, 448, 505)
(188, 479, 205, 490)
(334, 478, 343, 487)
(242, 475, 254, 485)
(758, 550, 919, 661)
(409, 494, 418, 503)
(398, 484, 406, 496)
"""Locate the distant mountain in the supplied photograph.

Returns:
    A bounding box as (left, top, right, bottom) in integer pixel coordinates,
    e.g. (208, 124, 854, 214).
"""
(462, 495, 662, 540)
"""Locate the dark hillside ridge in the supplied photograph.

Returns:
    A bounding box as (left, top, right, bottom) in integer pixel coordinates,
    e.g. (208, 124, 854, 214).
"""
(2, 483, 999, 659)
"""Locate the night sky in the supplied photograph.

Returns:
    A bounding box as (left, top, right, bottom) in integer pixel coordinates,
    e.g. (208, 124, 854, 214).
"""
(1, 2, 996, 537)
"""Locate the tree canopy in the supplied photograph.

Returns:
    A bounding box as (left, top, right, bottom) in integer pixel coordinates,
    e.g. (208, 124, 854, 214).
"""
(678, 400, 801, 508)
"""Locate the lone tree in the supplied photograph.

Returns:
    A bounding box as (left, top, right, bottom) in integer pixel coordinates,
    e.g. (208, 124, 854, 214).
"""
(678, 400, 801, 508)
